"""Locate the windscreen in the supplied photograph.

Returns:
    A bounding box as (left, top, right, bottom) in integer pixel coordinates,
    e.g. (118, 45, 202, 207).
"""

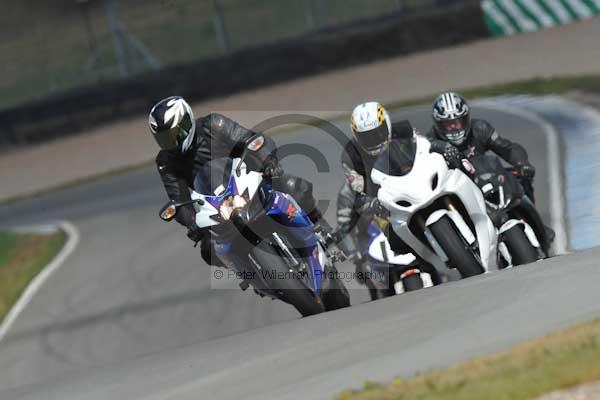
(467, 154, 522, 200)
(467, 154, 507, 188)
(373, 138, 417, 177)
(468, 154, 505, 178)
(193, 157, 234, 195)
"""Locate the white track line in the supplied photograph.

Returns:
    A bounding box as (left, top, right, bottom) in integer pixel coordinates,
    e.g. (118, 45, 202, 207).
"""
(0, 221, 80, 341)
(476, 101, 568, 255)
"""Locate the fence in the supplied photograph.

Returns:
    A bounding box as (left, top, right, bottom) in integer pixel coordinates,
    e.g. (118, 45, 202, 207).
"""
(0, 1, 487, 148)
(481, 0, 600, 36)
(0, 0, 457, 111)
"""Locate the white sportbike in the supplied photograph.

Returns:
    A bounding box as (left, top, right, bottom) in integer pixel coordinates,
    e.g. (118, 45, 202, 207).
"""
(371, 136, 499, 278)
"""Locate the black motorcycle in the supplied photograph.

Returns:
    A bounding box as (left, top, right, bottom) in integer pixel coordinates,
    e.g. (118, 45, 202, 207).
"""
(462, 154, 551, 267)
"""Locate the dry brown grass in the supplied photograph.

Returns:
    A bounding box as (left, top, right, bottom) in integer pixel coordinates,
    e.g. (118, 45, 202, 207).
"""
(337, 319, 600, 400)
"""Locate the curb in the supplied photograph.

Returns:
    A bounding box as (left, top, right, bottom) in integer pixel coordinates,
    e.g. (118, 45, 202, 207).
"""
(0, 220, 80, 341)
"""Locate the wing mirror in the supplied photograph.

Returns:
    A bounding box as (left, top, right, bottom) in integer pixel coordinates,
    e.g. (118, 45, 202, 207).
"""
(159, 198, 205, 222)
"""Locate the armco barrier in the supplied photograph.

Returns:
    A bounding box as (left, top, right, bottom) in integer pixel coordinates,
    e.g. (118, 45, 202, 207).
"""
(0, 1, 487, 149)
(482, 0, 600, 36)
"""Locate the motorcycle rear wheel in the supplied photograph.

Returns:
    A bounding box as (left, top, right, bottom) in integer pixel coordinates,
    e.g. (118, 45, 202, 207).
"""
(402, 273, 424, 291)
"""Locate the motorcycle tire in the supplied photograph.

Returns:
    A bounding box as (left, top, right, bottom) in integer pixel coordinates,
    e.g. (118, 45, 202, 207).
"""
(365, 278, 394, 301)
(251, 241, 325, 317)
(321, 265, 351, 311)
(402, 273, 424, 292)
(429, 216, 484, 278)
(503, 225, 539, 265)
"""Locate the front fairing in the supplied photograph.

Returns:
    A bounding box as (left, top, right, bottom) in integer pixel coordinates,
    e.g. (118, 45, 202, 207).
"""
(372, 137, 498, 271)
(366, 221, 416, 266)
(207, 175, 326, 293)
(191, 158, 263, 229)
(265, 191, 325, 291)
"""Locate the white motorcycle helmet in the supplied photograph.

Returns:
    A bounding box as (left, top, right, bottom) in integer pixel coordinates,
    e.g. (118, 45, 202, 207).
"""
(350, 101, 392, 157)
(432, 92, 471, 147)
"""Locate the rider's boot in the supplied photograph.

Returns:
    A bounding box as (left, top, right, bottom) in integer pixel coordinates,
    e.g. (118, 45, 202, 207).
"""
(520, 194, 555, 251)
(544, 226, 556, 244)
(521, 178, 536, 204)
(354, 255, 368, 285)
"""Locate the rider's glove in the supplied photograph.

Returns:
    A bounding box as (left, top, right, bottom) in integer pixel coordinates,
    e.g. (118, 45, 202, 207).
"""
(517, 162, 536, 180)
(186, 226, 204, 244)
(262, 157, 283, 178)
(443, 143, 462, 169)
(359, 196, 386, 217)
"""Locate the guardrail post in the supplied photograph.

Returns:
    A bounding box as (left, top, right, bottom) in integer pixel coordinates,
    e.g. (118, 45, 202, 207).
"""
(306, 0, 328, 29)
(212, 0, 231, 53)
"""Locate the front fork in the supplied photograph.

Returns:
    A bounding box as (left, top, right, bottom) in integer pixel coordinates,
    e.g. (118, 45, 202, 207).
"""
(419, 198, 483, 273)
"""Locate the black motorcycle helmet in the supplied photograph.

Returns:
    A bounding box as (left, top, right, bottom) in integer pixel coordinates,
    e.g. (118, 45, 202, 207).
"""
(149, 96, 196, 153)
(432, 92, 471, 147)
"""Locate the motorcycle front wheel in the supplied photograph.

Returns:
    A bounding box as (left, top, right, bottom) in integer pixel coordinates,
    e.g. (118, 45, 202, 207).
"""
(320, 265, 351, 311)
(429, 216, 484, 278)
(251, 241, 325, 317)
(502, 225, 539, 266)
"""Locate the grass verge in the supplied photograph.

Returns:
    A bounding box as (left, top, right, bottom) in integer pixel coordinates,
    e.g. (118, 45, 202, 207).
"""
(0, 230, 67, 322)
(337, 318, 600, 400)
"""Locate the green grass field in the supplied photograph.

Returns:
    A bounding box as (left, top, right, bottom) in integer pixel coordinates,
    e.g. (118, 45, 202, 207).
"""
(0, 231, 66, 322)
(337, 318, 600, 400)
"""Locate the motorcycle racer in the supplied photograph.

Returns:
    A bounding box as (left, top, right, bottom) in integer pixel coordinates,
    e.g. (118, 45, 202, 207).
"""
(426, 91, 554, 243)
(336, 101, 417, 296)
(149, 96, 331, 266)
(426, 92, 537, 200)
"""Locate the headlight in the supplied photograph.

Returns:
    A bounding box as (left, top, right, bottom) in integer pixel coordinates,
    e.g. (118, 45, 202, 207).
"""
(219, 195, 247, 221)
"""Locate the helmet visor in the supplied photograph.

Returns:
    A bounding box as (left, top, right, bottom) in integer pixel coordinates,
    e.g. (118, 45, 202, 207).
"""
(436, 115, 470, 144)
(153, 113, 194, 151)
(356, 124, 389, 154)
(153, 127, 180, 150)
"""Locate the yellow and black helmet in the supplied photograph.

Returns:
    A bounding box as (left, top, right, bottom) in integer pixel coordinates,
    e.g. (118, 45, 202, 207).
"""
(350, 101, 391, 156)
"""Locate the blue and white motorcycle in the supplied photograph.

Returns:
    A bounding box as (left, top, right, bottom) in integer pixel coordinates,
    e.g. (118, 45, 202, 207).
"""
(159, 138, 350, 317)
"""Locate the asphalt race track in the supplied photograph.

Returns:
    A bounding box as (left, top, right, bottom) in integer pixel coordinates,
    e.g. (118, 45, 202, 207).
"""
(0, 106, 578, 399)
(6, 249, 600, 400)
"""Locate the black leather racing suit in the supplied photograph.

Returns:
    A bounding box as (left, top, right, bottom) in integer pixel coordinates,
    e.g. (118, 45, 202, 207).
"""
(336, 120, 415, 290)
(426, 118, 535, 200)
(156, 113, 322, 265)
